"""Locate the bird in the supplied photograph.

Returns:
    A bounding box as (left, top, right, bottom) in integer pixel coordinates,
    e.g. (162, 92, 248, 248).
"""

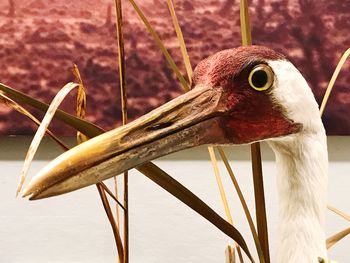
(23, 45, 328, 263)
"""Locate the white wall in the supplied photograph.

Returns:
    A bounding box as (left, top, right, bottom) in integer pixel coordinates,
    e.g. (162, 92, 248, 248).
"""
(0, 137, 349, 262)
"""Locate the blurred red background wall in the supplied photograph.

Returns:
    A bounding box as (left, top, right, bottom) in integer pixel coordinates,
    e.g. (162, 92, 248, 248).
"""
(0, 0, 349, 135)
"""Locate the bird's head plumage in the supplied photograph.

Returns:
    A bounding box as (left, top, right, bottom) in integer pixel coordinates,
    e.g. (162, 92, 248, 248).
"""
(23, 45, 322, 199)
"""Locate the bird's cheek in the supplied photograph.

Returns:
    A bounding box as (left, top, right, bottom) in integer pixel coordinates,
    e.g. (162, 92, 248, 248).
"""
(219, 113, 302, 144)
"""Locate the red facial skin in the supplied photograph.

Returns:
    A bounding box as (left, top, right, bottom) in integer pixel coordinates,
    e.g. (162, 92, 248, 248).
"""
(192, 46, 301, 144)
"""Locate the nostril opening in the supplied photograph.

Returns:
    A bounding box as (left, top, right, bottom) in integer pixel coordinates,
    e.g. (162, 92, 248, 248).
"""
(147, 122, 173, 131)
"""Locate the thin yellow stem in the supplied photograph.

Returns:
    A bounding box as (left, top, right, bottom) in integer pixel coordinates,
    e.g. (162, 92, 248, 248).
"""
(240, 0, 252, 46)
(72, 64, 88, 144)
(326, 226, 350, 249)
(100, 182, 126, 211)
(208, 147, 234, 224)
(114, 177, 121, 226)
(114, 0, 129, 262)
(167, 2, 246, 260)
(218, 146, 265, 263)
(319, 48, 350, 116)
(240, 0, 269, 261)
(127, 0, 190, 92)
(328, 205, 350, 222)
(166, 0, 193, 85)
(16, 83, 79, 196)
(0, 92, 69, 152)
(96, 184, 125, 263)
(74, 65, 125, 262)
(208, 146, 245, 262)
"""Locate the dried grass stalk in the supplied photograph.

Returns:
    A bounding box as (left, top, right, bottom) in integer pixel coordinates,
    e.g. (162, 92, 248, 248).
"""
(167, 0, 193, 85)
(326, 227, 350, 249)
(127, 0, 190, 91)
(96, 184, 125, 262)
(326, 205, 350, 250)
(16, 82, 79, 196)
(240, 0, 269, 261)
(114, 0, 129, 260)
(225, 245, 236, 263)
(250, 143, 269, 262)
(208, 147, 244, 262)
(208, 147, 234, 224)
(240, 0, 252, 46)
(320, 48, 350, 116)
(328, 205, 350, 222)
(113, 176, 121, 226)
(72, 64, 88, 144)
(318, 49, 350, 250)
(218, 147, 264, 263)
(0, 82, 103, 138)
(73, 64, 125, 260)
(167, 2, 247, 261)
(0, 92, 68, 151)
(100, 182, 126, 210)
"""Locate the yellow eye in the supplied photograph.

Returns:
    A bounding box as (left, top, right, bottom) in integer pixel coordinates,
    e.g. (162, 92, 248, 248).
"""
(248, 64, 274, 91)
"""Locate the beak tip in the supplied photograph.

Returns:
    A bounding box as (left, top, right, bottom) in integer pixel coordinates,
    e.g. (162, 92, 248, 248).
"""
(22, 181, 59, 200)
(22, 190, 31, 199)
(21, 176, 48, 200)
(22, 191, 39, 200)
(22, 184, 36, 199)
(28, 195, 36, 201)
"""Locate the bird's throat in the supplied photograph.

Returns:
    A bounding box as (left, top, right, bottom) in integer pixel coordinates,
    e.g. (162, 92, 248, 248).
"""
(268, 131, 328, 263)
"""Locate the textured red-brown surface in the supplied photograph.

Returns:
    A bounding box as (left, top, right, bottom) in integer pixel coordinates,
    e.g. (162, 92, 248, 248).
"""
(0, 0, 349, 135)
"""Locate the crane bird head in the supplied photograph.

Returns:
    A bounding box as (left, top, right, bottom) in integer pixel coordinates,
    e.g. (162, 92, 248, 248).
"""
(23, 45, 321, 200)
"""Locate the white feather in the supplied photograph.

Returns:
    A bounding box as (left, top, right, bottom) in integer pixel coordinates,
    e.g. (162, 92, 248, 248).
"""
(267, 60, 328, 263)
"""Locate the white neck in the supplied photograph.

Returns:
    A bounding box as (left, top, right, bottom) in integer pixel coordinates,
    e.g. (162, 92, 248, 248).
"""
(268, 130, 328, 263)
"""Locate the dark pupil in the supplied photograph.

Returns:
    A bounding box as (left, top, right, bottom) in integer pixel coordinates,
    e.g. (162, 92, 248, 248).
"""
(252, 70, 268, 88)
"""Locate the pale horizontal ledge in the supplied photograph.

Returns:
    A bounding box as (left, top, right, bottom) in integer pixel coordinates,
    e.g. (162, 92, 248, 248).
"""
(0, 136, 348, 161)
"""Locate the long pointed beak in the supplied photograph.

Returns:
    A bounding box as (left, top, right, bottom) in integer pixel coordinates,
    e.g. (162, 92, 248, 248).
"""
(23, 85, 229, 200)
